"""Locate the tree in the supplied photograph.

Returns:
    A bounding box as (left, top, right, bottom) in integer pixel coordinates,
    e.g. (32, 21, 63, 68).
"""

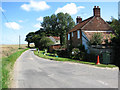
(39, 37, 54, 50)
(32, 34, 41, 48)
(110, 18, 120, 68)
(89, 33, 103, 45)
(25, 32, 35, 47)
(41, 12, 75, 46)
(33, 30, 46, 48)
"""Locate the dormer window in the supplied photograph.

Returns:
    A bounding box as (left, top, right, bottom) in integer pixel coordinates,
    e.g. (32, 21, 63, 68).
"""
(68, 33, 70, 40)
(72, 32, 73, 37)
(77, 30, 80, 39)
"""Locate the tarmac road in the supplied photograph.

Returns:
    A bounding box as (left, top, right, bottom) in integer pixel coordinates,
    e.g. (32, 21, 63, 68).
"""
(12, 49, 118, 88)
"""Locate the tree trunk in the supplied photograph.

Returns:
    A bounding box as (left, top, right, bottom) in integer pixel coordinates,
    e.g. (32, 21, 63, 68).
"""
(28, 42, 30, 48)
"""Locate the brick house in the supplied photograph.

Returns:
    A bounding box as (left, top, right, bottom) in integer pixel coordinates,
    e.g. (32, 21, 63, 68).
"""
(67, 6, 114, 52)
(48, 36, 60, 45)
(48, 36, 61, 52)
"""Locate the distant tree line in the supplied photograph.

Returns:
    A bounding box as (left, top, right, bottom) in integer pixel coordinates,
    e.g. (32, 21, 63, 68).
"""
(25, 12, 75, 49)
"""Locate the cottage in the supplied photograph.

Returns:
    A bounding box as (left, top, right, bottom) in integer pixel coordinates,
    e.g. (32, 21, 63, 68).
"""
(67, 6, 114, 52)
(48, 36, 61, 52)
(48, 36, 60, 45)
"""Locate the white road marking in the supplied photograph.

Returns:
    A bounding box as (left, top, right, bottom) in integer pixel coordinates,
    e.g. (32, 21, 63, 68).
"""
(48, 74, 54, 77)
(97, 80, 108, 86)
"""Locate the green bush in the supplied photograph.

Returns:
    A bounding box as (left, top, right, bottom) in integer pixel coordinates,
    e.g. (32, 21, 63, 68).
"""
(87, 52, 97, 62)
(39, 37, 54, 50)
(89, 33, 103, 45)
(70, 48, 80, 59)
(57, 50, 69, 58)
(70, 46, 87, 60)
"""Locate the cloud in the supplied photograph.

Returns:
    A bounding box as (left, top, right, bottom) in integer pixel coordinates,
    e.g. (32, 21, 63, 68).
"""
(36, 16, 43, 22)
(21, 1, 50, 11)
(55, 3, 85, 15)
(5, 22, 21, 30)
(18, 20, 23, 22)
(34, 23, 43, 29)
(0, 7, 5, 12)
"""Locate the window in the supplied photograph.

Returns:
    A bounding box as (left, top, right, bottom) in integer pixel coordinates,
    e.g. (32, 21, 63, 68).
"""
(77, 30, 80, 39)
(68, 33, 70, 40)
(72, 32, 73, 37)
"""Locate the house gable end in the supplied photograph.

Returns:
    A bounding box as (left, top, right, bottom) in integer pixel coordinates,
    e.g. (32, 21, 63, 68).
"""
(81, 16, 113, 31)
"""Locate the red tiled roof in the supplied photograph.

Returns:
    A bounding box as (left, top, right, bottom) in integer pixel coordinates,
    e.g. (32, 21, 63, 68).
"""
(68, 16, 93, 33)
(53, 36, 60, 40)
(68, 16, 113, 33)
(81, 17, 113, 31)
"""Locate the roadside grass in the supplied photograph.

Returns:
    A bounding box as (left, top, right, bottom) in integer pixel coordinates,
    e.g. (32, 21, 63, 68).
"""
(2, 48, 29, 88)
(34, 50, 117, 68)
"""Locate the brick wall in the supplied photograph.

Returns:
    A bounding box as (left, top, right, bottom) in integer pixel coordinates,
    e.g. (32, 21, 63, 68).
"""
(67, 30, 82, 48)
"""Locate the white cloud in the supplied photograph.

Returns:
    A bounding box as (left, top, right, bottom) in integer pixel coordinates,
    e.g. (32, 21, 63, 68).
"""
(55, 3, 85, 15)
(36, 16, 43, 22)
(0, 7, 5, 12)
(21, 1, 50, 11)
(18, 20, 23, 22)
(34, 23, 43, 29)
(5, 22, 21, 30)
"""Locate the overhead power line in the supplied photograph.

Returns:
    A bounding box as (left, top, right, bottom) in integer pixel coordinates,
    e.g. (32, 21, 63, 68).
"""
(2, 11, 21, 46)
(2, 11, 16, 33)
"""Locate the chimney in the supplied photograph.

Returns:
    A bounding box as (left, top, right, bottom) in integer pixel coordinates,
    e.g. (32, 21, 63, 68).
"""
(76, 16, 82, 24)
(93, 6, 100, 17)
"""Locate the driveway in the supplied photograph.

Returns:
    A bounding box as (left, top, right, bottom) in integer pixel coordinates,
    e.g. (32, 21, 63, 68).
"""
(12, 49, 118, 88)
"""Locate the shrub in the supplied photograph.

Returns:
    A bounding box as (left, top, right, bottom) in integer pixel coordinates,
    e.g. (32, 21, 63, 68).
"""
(70, 48, 80, 59)
(89, 33, 103, 45)
(57, 50, 69, 58)
(87, 52, 97, 62)
(39, 37, 54, 50)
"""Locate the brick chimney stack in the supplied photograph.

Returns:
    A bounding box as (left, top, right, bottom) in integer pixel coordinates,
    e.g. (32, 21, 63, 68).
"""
(93, 6, 100, 17)
(76, 16, 82, 24)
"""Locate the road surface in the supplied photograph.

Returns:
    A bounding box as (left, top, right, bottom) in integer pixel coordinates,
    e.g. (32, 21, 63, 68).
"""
(12, 49, 118, 88)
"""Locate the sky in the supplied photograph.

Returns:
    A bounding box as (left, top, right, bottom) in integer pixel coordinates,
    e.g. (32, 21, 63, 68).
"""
(1, 0, 119, 44)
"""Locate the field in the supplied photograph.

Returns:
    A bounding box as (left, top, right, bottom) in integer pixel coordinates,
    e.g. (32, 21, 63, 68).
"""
(0, 44, 34, 57)
(0, 44, 33, 88)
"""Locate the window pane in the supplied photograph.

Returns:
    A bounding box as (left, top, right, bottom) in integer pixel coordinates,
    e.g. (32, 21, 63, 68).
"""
(77, 30, 80, 39)
(68, 34, 70, 40)
(72, 32, 73, 37)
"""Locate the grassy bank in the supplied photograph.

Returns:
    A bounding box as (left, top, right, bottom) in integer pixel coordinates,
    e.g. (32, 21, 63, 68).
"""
(2, 48, 29, 88)
(34, 50, 117, 68)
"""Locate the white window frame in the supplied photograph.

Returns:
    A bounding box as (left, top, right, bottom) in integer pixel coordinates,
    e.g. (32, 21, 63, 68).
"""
(72, 32, 73, 37)
(77, 30, 80, 39)
(68, 33, 70, 40)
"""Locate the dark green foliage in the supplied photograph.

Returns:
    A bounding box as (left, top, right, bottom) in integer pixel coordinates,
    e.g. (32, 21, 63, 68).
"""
(110, 18, 120, 68)
(89, 33, 103, 45)
(25, 12, 75, 48)
(69, 45, 87, 60)
(41, 12, 75, 46)
(87, 52, 97, 62)
(57, 50, 69, 58)
(70, 48, 80, 59)
(25, 32, 35, 47)
(39, 37, 54, 50)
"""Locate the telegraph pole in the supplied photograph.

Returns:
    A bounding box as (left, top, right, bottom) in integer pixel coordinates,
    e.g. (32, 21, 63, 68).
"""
(19, 35, 20, 49)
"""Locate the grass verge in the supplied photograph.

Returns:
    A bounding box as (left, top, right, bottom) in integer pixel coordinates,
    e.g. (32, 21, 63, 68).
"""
(34, 50, 117, 68)
(2, 48, 29, 88)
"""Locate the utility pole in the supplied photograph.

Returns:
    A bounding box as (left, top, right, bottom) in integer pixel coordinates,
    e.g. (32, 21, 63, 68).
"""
(19, 35, 20, 49)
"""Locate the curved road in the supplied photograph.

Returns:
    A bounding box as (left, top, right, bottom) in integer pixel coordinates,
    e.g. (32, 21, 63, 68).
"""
(12, 49, 118, 88)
